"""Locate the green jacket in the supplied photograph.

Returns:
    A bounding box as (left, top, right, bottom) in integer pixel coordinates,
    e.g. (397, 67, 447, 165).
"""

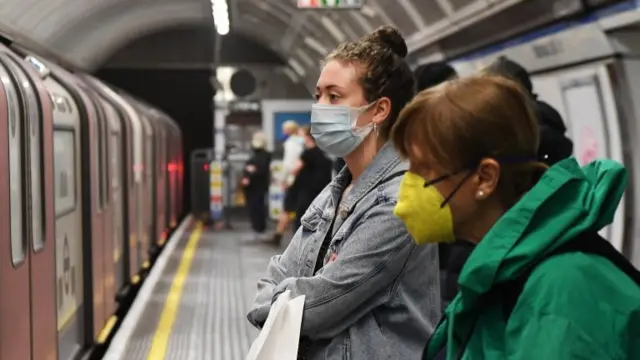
(426, 158, 640, 360)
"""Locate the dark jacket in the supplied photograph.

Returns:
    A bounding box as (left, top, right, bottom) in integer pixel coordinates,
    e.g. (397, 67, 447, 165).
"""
(536, 100, 573, 165)
(243, 148, 271, 194)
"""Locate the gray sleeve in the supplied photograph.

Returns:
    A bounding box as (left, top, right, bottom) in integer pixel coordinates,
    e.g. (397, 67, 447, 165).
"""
(271, 201, 417, 339)
(246, 228, 303, 328)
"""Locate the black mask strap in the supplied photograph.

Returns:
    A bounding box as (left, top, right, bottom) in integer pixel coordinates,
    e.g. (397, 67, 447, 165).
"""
(422, 155, 538, 209)
(439, 171, 475, 208)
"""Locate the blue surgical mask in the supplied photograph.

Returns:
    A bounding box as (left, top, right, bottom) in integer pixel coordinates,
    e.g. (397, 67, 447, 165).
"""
(310, 103, 374, 157)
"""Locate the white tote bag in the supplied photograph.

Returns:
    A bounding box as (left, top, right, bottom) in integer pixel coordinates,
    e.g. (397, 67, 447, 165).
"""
(246, 290, 306, 360)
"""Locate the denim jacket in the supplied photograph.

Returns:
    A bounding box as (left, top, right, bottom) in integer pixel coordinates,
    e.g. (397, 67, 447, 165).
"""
(247, 142, 441, 360)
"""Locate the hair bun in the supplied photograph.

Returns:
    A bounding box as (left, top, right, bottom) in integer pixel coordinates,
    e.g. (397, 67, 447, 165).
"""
(370, 25, 408, 58)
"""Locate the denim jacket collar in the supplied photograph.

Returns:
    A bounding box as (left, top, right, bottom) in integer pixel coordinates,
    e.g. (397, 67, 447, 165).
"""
(332, 142, 402, 215)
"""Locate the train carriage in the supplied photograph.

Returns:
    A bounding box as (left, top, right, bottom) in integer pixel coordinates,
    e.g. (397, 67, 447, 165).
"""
(0, 44, 57, 360)
(0, 43, 185, 360)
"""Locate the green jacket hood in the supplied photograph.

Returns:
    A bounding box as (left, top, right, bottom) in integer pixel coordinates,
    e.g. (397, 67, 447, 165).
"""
(456, 157, 627, 307)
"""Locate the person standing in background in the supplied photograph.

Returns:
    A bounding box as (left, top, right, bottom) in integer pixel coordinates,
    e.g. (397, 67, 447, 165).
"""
(241, 131, 272, 241)
(290, 126, 333, 230)
(483, 56, 574, 165)
(413, 61, 457, 91)
(272, 120, 304, 246)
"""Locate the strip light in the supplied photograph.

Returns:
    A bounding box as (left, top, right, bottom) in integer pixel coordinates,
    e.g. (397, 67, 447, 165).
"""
(211, 0, 230, 35)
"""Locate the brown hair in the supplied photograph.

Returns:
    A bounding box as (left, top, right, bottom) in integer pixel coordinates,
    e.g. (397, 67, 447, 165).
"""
(391, 74, 548, 207)
(300, 125, 312, 137)
(326, 25, 415, 140)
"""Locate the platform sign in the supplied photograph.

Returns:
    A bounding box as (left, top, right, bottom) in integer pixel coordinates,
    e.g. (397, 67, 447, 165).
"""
(269, 160, 285, 220)
(210, 160, 224, 220)
(297, 0, 364, 9)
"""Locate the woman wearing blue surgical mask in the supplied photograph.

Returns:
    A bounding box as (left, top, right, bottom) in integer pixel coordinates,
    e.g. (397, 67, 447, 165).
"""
(247, 26, 442, 360)
(390, 75, 640, 360)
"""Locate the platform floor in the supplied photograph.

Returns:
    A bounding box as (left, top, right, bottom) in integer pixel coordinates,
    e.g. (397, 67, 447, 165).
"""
(103, 218, 287, 360)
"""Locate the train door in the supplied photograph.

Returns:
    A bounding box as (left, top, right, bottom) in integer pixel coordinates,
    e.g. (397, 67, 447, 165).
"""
(3, 52, 58, 360)
(0, 52, 32, 360)
(167, 129, 177, 228)
(131, 112, 145, 270)
(40, 61, 110, 346)
(156, 124, 167, 247)
(101, 100, 126, 297)
(84, 77, 139, 283)
(532, 60, 626, 252)
(39, 73, 87, 360)
(177, 134, 184, 220)
(141, 116, 154, 262)
(163, 128, 172, 241)
(94, 94, 117, 318)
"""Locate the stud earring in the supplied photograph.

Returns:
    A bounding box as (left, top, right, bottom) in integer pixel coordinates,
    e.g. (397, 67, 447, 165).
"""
(477, 191, 485, 198)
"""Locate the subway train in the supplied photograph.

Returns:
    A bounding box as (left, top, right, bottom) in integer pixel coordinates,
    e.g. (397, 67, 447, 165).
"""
(0, 43, 184, 360)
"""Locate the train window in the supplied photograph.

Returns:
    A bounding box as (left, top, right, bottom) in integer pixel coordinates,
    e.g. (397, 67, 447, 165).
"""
(129, 126, 134, 189)
(9, 58, 45, 252)
(1, 63, 26, 266)
(111, 133, 119, 188)
(102, 107, 110, 202)
(54, 130, 76, 217)
(93, 100, 106, 210)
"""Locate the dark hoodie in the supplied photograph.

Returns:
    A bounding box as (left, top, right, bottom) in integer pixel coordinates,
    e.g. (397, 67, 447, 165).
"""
(484, 56, 574, 165)
(243, 148, 271, 195)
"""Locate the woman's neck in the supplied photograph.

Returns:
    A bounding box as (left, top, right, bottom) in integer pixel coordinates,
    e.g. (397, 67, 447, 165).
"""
(460, 202, 506, 244)
(344, 137, 384, 181)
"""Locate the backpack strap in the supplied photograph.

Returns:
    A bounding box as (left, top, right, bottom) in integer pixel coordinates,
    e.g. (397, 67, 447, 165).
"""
(500, 231, 640, 320)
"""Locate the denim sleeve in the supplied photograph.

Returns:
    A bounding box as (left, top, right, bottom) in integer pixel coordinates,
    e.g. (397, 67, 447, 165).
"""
(246, 227, 302, 328)
(272, 200, 417, 339)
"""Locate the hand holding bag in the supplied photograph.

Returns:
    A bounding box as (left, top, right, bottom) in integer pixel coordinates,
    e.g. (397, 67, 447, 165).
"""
(246, 290, 306, 360)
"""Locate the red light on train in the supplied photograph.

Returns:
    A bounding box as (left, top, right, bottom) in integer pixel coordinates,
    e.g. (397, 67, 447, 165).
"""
(167, 163, 177, 172)
(203, 164, 210, 172)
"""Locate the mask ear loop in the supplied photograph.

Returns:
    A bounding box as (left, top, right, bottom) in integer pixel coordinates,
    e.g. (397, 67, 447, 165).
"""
(439, 171, 475, 208)
(423, 170, 475, 209)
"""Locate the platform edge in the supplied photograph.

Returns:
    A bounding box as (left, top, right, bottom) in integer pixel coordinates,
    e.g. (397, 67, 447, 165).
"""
(102, 215, 194, 360)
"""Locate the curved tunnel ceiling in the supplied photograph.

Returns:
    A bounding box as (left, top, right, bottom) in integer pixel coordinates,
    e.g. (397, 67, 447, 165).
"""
(0, 0, 535, 87)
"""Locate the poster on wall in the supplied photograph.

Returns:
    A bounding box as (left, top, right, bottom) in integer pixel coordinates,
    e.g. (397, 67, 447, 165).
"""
(269, 160, 285, 220)
(209, 160, 224, 220)
(561, 76, 610, 166)
(273, 111, 311, 156)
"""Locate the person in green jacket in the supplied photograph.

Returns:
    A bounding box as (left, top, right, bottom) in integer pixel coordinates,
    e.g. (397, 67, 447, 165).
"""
(389, 73, 640, 359)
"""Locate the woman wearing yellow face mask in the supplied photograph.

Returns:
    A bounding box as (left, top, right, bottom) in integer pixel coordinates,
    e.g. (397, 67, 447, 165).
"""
(390, 74, 640, 360)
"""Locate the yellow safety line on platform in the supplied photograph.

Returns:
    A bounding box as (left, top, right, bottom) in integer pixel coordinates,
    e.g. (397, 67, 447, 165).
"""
(146, 222, 204, 360)
(97, 315, 118, 344)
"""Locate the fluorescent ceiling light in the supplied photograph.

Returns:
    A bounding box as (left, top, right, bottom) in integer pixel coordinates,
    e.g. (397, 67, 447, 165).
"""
(211, 0, 230, 35)
(321, 16, 346, 42)
(288, 58, 306, 77)
(303, 37, 327, 56)
(283, 67, 300, 84)
(360, 4, 376, 18)
(295, 49, 315, 68)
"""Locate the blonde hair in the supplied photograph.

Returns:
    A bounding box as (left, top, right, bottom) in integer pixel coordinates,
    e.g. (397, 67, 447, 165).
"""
(282, 120, 299, 133)
(391, 74, 548, 207)
(251, 131, 267, 149)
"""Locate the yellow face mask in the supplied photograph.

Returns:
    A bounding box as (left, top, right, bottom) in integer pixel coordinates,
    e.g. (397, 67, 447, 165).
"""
(394, 172, 455, 245)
